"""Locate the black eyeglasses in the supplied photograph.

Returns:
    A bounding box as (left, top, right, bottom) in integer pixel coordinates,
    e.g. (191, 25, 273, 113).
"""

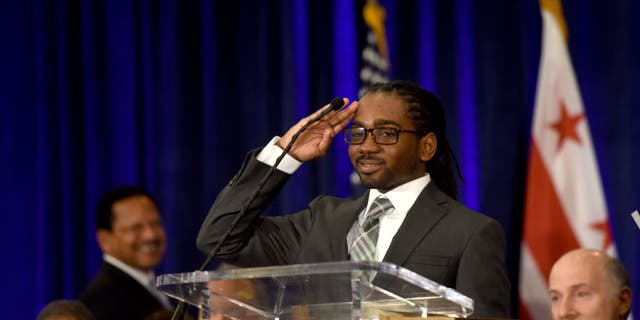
(343, 127, 423, 145)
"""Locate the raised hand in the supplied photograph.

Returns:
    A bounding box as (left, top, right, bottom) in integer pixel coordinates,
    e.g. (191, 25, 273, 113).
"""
(276, 98, 358, 162)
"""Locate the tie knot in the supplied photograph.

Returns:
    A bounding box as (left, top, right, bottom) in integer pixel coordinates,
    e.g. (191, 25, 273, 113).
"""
(363, 197, 393, 231)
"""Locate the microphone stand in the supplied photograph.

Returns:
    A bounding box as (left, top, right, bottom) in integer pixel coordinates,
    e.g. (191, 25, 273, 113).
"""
(170, 98, 345, 320)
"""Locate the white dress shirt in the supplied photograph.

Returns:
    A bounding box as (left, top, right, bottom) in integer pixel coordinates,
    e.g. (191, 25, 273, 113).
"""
(364, 175, 429, 260)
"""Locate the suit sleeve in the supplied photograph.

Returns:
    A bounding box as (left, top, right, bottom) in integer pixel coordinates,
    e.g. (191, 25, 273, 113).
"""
(455, 219, 511, 318)
(196, 149, 315, 267)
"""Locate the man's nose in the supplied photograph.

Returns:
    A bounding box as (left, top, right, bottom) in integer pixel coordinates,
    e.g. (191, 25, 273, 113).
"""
(359, 131, 381, 152)
(557, 297, 578, 319)
(140, 224, 162, 239)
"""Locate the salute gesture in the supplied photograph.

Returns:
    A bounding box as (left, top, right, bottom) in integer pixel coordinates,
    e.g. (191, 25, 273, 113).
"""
(276, 98, 359, 162)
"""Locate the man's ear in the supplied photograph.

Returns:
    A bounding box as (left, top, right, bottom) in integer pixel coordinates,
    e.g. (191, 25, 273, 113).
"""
(617, 286, 632, 319)
(96, 230, 113, 254)
(420, 132, 437, 162)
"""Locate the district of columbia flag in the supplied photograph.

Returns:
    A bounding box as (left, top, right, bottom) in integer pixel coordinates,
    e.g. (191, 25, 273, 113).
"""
(518, 0, 617, 319)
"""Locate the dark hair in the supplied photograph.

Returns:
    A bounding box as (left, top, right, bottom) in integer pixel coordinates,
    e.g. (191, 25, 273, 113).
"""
(37, 300, 95, 320)
(362, 80, 464, 199)
(96, 186, 158, 231)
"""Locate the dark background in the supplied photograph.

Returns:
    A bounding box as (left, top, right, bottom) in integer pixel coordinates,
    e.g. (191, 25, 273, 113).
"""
(1, 0, 638, 318)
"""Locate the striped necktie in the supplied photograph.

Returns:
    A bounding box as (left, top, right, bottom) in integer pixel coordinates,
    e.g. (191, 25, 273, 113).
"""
(350, 196, 394, 262)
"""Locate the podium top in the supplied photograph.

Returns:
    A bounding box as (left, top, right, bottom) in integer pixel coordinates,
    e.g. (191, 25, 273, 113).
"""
(157, 261, 473, 319)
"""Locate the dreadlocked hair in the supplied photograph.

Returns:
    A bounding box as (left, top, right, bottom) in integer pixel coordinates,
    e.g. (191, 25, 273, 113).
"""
(362, 80, 464, 199)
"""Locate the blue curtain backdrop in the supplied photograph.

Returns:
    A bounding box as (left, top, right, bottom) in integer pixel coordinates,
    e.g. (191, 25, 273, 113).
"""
(1, 0, 639, 318)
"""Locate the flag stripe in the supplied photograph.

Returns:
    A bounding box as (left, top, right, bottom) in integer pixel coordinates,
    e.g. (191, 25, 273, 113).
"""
(519, 244, 552, 320)
(523, 142, 580, 278)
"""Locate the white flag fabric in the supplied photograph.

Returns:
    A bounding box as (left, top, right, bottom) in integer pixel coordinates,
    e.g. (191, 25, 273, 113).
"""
(518, 1, 616, 319)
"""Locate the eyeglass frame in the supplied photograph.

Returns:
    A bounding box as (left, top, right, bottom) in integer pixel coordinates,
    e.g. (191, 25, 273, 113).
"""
(343, 126, 425, 145)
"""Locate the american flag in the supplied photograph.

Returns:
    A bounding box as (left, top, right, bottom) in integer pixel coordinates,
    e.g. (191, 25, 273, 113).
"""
(358, 0, 390, 97)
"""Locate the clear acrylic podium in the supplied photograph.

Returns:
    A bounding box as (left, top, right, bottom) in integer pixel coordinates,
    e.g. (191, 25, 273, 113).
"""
(157, 261, 473, 319)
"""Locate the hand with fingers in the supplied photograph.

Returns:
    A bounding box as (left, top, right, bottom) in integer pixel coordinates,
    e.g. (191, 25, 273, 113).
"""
(276, 98, 359, 162)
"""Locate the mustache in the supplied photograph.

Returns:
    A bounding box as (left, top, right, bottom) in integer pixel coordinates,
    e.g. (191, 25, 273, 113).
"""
(356, 154, 384, 162)
(137, 239, 164, 246)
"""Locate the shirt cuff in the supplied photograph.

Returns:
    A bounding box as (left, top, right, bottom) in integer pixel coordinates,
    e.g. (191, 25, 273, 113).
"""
(256, 136, 302, 174)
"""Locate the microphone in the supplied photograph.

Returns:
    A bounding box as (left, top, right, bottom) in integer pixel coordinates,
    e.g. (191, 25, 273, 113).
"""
(302, 97, 346, 127)
(281, 97, 345, 155)
(170, 97, 345, 320)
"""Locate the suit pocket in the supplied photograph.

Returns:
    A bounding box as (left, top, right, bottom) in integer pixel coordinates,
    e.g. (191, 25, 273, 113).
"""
(404, 255, 455, 286)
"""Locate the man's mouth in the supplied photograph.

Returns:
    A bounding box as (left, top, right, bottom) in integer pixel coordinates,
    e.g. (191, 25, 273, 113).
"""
(356, 157, 384, 174)
(137, 242, 162, 254)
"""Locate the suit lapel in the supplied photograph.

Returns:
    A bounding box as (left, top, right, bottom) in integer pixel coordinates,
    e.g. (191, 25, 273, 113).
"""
(382, 183, 449, 266)
(331, 192, 369, 260)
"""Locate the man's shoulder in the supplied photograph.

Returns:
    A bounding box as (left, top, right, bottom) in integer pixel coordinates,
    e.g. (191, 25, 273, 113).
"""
(419, 183, 501, 228)
(79, 263, 140, 298)
(311, 193, 367, 212)
(79, 263, 160, 317)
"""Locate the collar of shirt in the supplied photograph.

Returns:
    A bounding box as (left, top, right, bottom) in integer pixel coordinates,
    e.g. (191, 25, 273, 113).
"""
(104, 254, 156, 289)
(365, 174, 431, 219)
(362, 174, 431, 261)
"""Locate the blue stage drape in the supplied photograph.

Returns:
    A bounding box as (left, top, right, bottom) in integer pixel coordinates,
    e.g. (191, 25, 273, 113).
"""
(1, 0, 639, 318)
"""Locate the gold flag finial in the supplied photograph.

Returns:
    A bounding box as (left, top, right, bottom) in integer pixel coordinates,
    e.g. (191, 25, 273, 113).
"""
(540, 0, 569, 40)
(363, 0, 388, 57)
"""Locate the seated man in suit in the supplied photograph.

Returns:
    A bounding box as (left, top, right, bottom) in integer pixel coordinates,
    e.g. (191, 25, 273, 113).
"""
(79, 186, 173, 320)
(197, 80, 511, 318)
(549, 248, 632, 320)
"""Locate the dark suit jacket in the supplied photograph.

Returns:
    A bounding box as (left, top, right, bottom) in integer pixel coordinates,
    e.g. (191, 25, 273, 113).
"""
(197, 150, 511, 318)
(79, 262, 170, 320)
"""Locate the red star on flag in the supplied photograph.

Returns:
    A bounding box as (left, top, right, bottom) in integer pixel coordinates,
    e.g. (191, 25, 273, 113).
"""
(591, 220, 614, 250)
(549, 101, 585, 151)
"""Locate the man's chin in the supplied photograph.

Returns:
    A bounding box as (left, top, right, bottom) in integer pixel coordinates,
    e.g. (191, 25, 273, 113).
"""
(358, 176, 386, 191)
(136, 258, 163, 270)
